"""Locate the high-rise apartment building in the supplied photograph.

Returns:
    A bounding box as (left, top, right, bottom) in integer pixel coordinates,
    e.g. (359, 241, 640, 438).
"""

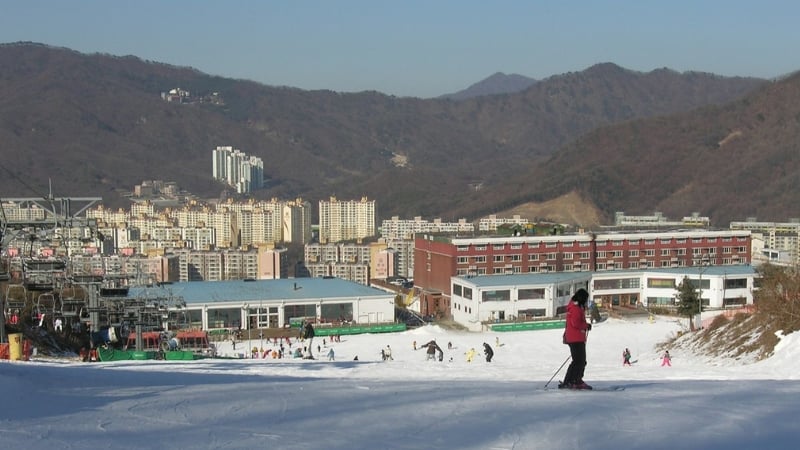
(730, 218, 800, 265)
(211, 146, 264, 194)
(318, 196, 376, 244)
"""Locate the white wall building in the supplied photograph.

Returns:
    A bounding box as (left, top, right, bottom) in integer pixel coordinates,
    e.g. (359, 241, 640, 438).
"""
(449, 265, 757, 332)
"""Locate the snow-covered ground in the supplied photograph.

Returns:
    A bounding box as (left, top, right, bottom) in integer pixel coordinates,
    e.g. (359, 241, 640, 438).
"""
(3, 314, 799, 450)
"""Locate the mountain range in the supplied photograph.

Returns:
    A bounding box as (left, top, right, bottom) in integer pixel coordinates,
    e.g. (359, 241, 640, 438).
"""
(1, 42, 795, 227)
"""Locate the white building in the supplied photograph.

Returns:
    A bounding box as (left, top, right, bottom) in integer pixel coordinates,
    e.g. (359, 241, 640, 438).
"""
(126, 277, 396, 331)
(450, 265, 757, 332)
(451, 272, 591, 331)
(730, 218, 800, 265)
(211, 146, 264, 194)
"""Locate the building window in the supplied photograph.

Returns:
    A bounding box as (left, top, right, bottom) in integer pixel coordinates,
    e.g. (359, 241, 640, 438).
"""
(563, 252, 573, 259)
(475, 245, 486, 250)
(612, 240, 623, 246)
(545, 242, 557, 248)
(647, 278, 675, 288)
(546, 253, 557, 260)
(579, 241, 590, 247)
(594, 278, 640, 289)
(493, 267, 504, 274)
(564, 264, 573, 271)
(510, 243, 522, 249)
(661, 249, 671, 256)
(519, 288, 545, 299)
(474, 256, 486, 263)
(511, 254, 522, 261)
(457, 245, 469, 252)
(493, 244, 505, 250)
(528, 254, 539, 261)
(494, 255, 504, 262)
(476, 268, 486, 275)
(457, 256, 469, 264)
(645, 249, 655, 257)
(596, 251, 606, 258)
(724, 278, 747, 289)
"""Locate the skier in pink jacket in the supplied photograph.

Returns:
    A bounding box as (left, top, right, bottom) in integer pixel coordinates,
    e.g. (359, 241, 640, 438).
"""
(559, 288, 593, 390)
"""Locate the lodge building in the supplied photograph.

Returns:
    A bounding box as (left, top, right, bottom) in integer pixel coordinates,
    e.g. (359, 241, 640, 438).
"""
(414, 229, 752, 319)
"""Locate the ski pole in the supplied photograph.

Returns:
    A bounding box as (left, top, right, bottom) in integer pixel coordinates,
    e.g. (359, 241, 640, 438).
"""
(544, 355, 571, 389)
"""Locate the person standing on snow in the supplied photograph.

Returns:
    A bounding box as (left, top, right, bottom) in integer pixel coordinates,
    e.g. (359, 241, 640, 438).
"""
(622, 348, 632, 366)
(302, 321, 315, 359)
(560, 288, 593, 390)
(385, 345, 394, 361)
(661, 350, 672, 367)
(327, 347, 335, 361)
(483, 342, 494, 362)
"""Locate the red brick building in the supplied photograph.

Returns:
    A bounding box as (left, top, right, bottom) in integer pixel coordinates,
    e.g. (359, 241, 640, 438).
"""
(413, 229, 751, 319)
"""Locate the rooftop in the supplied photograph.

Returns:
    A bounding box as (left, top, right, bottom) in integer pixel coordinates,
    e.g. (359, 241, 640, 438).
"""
(127, 277, 393, 305)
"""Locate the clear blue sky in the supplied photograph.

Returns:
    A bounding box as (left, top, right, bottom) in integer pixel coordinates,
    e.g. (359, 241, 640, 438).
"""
(2, 1, 798, 98)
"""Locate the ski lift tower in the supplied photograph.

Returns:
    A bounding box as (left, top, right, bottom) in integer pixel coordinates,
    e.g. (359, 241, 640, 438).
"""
(0, 195, 102, 343)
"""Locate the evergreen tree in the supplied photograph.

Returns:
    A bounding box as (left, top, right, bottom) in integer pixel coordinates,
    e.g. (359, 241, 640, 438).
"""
(676, 276, 701, 331)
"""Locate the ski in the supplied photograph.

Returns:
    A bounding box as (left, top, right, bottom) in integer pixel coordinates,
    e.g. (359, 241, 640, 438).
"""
(542, 385, 626, 392)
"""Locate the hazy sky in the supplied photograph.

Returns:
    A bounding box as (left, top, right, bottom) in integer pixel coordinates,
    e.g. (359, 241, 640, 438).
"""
(2, 1, 798, 98)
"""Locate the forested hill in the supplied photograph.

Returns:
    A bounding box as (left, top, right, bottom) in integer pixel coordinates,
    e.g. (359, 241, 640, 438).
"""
(0, 42, 772, 225)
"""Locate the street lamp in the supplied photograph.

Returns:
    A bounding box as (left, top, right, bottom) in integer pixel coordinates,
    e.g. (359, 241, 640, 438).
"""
(693, 254, 711, 330)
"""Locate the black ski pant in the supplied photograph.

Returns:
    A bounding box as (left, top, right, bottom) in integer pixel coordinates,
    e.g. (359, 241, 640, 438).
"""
(564, 342, 587, 385)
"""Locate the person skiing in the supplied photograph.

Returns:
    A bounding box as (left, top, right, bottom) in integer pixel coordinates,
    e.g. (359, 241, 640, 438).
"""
(483, 342, 494, 362)
(465, 347, 476, 362)
(327, 347, 335, 361)
(384, 345, 393, 361)
(423, 340, 440, 361)
(302, 321, 315, 359)
(622, 348, 632, 366)
(661, 350, 672, 367)
(559, 288, 593, 390)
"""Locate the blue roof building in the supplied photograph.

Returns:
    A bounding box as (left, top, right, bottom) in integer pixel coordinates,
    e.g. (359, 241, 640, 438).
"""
(128, 277, 395, 331)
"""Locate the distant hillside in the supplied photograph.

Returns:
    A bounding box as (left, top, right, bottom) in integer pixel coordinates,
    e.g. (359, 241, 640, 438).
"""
(477, 72, 800, 226)
(439, 72, 537, 100)
(0, 42, 771, 226)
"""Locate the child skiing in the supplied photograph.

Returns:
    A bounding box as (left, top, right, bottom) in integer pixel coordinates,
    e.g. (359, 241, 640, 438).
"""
(661, 350, 672, 367)
(622, 348, 632, 366)
(465, 347, 476, 362)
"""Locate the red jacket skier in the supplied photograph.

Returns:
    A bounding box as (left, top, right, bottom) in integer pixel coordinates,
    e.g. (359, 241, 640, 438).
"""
(559, 288, 593, 390)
